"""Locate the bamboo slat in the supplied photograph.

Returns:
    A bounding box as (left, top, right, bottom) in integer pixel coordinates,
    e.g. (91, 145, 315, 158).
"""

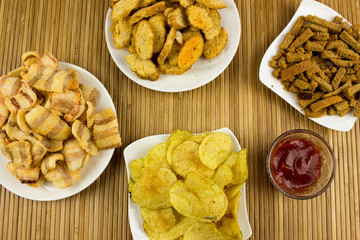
(0, 0, 359, 239)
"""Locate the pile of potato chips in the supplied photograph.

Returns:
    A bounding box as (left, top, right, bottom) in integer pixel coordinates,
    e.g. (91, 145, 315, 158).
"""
(0, 51, 122, 188)
(110, 0, 229, 80)
(129, 130, 248, 240)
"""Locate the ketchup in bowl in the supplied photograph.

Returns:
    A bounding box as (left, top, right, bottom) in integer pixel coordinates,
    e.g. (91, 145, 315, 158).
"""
(271, 138, 322, 191)
(266, 129, 335, 200)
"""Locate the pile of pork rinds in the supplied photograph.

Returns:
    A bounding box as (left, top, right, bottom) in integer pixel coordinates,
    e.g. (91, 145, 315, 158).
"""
(270, 15, 360, 118)
(0, 51, 122, 188)
(110, 0, 229, 81)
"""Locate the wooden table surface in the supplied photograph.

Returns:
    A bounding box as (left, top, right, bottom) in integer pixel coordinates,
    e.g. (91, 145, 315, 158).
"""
(0, 0, 359, 239)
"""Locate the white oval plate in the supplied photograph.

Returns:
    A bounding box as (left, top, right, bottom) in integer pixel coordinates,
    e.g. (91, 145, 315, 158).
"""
(0, 62, 116, 201)
(123, 127, 252, 240)
(259, 0, 357, 132)
(105, 0, 241, 92)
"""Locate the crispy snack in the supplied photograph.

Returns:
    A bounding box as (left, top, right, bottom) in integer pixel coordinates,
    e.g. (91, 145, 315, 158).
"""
(141, 207, 176, 233)
(111, 0, 140, 21)
(72, 120, 99, 156)
(111, 19, 134, 49)
(7, 162, 40, 184)
(44, 161, 80, 188)
(61, 139, 89, 172)
(186, 5, 213, 30)
(309, 95, 343, 112)
(203, 27, 228, 59)
(93, 108, 122, 149)
(134, 20, 155, 60)
(130, 167, 177, 209)
(196, 0, 227, 9)
(126, 54, 161, 81)
(280, 60, 313, 80)
(203, 9, 222, 40)
(148, 14, 166, 53)
(158, 27, 177, 65)
(198, 132, 232, 169)
(128, 2, 166, 26)
(128, 130, 248, 239)
(167, 7, 188, 30)
(169, 171, 228, 222)
(178, 32, 204, 69)
(41, 153, 64, 175)
(5, 140, 32, 168)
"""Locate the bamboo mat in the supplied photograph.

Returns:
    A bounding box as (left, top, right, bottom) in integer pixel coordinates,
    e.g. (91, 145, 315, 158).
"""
(0, 0, 359, 239)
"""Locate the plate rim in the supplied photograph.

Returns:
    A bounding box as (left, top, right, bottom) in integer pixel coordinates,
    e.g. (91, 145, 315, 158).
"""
(105, 0, 241, 93)
(0, 62, 116, 201)
(123, 127, 252, 240)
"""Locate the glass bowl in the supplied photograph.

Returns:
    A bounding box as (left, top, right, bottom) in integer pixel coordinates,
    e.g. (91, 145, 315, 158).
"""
(266, 129, 335, 200)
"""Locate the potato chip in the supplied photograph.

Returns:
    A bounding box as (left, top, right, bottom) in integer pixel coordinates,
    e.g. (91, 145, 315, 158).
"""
(216, 192, 243, 240)
(221, 151, 238, 168)
(188, 133, 207, 144)
(212, 165, 232, 189)
(170, 172, 228, 222)
(231, 149, 248, 185)
(129, 158, 145, 182)
(183, 222, 229, 240)
(144, 142, 171, 168)
(166, 139, 185, 165)
(224, 184, 242, 200)
(167, 129, 192, 143)
(171, 141, 214, 178)
(143, 216, 197, 240)
(198, 132, 231, 169)
(130, 167, 177, 209)
(141, 207, 176, 233)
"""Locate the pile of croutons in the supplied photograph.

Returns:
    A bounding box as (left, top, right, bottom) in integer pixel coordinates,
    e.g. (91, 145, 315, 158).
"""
(110, 0, 228, 81)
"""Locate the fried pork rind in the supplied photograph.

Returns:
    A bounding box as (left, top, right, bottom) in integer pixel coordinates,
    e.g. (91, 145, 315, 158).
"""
(79, 83, 99, 105)
(198, 132, 232, 170)
(61, 139, 89, 172)
(130, 167, 177, 209)
(183, 222, 230, 240)
(0, 96, 9, 128)
(171, 141, 215, 178)
(203, 27, 228, 59)
(31, 140, 47, 166)
(6, 140, 32, 168)
(169, 172, 228, 222)
(72, 120, 99, 156)
(178, 32, 204, 70)
(25, 106, 71, 140)
(32, 68, 77, 93)
(41, 153, 64, 175)
(5, 81, 37, 113)
(21, 51, 40, 69)
(0, 76, 22, 97)
(85, 101, 95, 129)
(144, 142, 171, 168)
(44, 161, 80, 188)
(93, 108, 122, 149)
(7, 162, 40, 184)
(141, 207, 176, 233)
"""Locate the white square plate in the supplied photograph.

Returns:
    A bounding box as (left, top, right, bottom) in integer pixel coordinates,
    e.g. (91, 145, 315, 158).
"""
(259, 0, 357, 132)
(123, 127, 252, 240)
(0, 62, 116, 201)
(105, 0, 241, 92)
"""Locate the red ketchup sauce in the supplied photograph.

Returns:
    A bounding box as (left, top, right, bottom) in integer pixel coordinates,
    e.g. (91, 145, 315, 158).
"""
(271, 138, 322, 190)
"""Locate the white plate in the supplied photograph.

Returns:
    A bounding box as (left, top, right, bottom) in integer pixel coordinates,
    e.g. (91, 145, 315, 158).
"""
(123, 127, 252, 240)
(259, 0, 357, 132)
(0, 62, 116, 201)
(105, 0, 241, 92)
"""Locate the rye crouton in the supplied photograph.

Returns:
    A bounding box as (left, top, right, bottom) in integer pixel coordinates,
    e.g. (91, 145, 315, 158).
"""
(178, 32, 204, 69)
(195, 0, 227, 9)
(148, 14, 166, 53)
(126, 54, 160, 81)
(186, 5, 213, 30)
(128, 2, 166, 25)
(111, 0, 140, 21)
(203, 27, 228, 59)
(158, 27, 177, 65)
(202, 9, 221, 40)
(134, 20, 155, 60)
(167, 8, 188, 30)
(111, 19, 134, 49)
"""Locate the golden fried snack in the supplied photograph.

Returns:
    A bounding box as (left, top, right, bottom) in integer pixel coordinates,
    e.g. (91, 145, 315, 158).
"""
(0, 75, 22, 97)
(148, 14, 166, 53)
(134, 20, 155, 60)
(41, 153, 64, 175)
(25, 106, 71, 140)
(128, 2, 166, 26)
(61, 139, 89, 172)
(72, 120, 99, 156)
(196, 0, 227, 9)
(183, 222, 229, 240)
(203, 9, 222, 40)
(44, 161, 80, 188)
(167, 7, 188, 30)
(93, 108, 122, 149)
(0, 96, 9, 128)
(5, 81, 37, 113)
(111, 18, 134, 49)
(178, 32, 204, 69)
(141, 207, 176, 233)
(158, 27, 177, 65)
(85, 101, 95, 129)
(21, 51, 40, 69)
(186, 5, 213, 30)
(203, 27, 228, 59)
(79, 83, 98, 105)
(129, 158, 144, 182)
(111, 0, 140, 21)
(144, 142, 171, 169)
(309, 95, 343, 112)
(280, 60, 314, 80)
(126, 54, 161, 81)
(7, 162, 40, 184)
(5, 140, 32, 167)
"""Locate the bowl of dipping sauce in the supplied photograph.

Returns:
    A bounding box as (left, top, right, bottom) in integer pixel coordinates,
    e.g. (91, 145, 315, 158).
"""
(266, 129, 335, 200)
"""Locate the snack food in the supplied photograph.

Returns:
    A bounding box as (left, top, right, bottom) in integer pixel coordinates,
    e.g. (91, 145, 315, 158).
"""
(128, 130, 248, 240)
(110, 0, 228, 81)
(0, 51, 122, 188)
(269, 15, 360, 118)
